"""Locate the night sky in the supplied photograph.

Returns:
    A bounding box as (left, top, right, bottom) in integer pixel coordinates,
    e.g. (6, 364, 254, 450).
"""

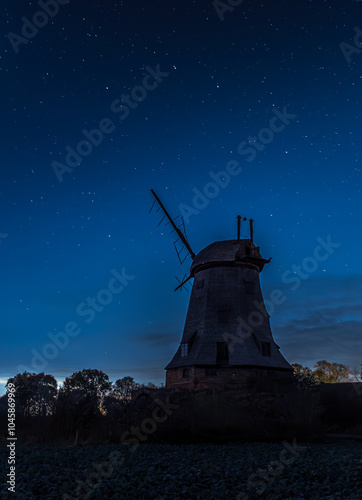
(1, 0, 362, 395)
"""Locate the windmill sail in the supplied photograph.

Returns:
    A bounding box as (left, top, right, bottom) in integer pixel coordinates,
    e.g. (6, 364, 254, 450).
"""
(150, 189, 196, 263)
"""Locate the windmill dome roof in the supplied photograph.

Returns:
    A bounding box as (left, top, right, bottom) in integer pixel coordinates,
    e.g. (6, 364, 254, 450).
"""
(191, 239, 263, 274)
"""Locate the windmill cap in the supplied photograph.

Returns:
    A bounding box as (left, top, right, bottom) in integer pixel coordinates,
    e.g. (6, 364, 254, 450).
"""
(190, 239, 270, 275)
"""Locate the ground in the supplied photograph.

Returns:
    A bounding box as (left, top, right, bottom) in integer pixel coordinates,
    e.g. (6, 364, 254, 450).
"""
(1, 441, 362, 499)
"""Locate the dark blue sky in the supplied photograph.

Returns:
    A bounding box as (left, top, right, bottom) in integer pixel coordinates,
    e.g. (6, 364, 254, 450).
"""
(1, 0, 362, 394)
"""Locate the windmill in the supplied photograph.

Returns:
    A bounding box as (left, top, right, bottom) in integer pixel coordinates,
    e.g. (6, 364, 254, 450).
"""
(150, 190, 293, 391)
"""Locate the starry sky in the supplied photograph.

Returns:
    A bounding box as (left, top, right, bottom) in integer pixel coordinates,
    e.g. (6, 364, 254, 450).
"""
(1, 0, 362, 395)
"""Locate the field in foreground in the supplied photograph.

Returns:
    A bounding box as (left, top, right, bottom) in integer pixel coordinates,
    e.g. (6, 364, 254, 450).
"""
(1, 441, 362, 499)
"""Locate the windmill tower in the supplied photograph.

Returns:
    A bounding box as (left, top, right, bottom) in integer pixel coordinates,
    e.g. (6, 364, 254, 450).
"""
(150, 191, 293, 391)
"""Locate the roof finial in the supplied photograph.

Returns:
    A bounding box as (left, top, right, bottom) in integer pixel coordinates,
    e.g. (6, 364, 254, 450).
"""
(237, 215, 241, 242)
(239, 216, 254, 244)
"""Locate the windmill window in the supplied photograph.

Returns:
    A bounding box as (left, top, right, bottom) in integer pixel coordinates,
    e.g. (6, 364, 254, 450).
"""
(261, 342, 271, 356)
(218, 309, 230, 323)
(205, 368, 217, 376)
(181, 343, 188, 357)
(216, 342, 229, 362)
(183, 369, 189, 378)
(188, 332, 196, 350)
(245, 245, 251, 256)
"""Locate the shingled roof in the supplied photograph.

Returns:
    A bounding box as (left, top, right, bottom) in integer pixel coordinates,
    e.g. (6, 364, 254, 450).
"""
(190, 239, 271, 275)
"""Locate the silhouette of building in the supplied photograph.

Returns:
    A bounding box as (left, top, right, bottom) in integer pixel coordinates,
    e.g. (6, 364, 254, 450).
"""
(165, 233, 293, 391)
(150, 191, 293, 391)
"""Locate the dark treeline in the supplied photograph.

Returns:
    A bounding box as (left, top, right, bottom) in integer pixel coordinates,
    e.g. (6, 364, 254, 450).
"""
(4, 369, 159, 418)
(1, 364, 361, 445)
(1, 369, 163, 445)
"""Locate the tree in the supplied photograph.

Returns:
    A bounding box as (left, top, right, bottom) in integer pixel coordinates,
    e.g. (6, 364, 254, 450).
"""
(114, 376, 139, 401)
(60, 369, 112, 418)
(292, 361, 357, 386)
(0, 394, 8, 429)
(139, 381, 161, 390)
(6, 372, 57, 417)
(291, 363, 319, 390)
(57, 369, 112, 439)
(61, 369, 112, 400)
(350, 364, 362, 382)
(313, 360, 352, 384)
(292, 363, 314, 378)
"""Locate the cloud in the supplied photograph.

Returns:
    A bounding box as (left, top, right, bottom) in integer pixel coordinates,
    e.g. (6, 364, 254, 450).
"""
(265, 273, 362, 324)
(130, 332, 180, 346)
(276, 320, 362, 362)
(266, 274, 362, 368)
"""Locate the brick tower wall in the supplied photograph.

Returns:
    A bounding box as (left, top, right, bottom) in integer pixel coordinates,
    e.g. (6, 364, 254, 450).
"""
(166, 366, 294, 392)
